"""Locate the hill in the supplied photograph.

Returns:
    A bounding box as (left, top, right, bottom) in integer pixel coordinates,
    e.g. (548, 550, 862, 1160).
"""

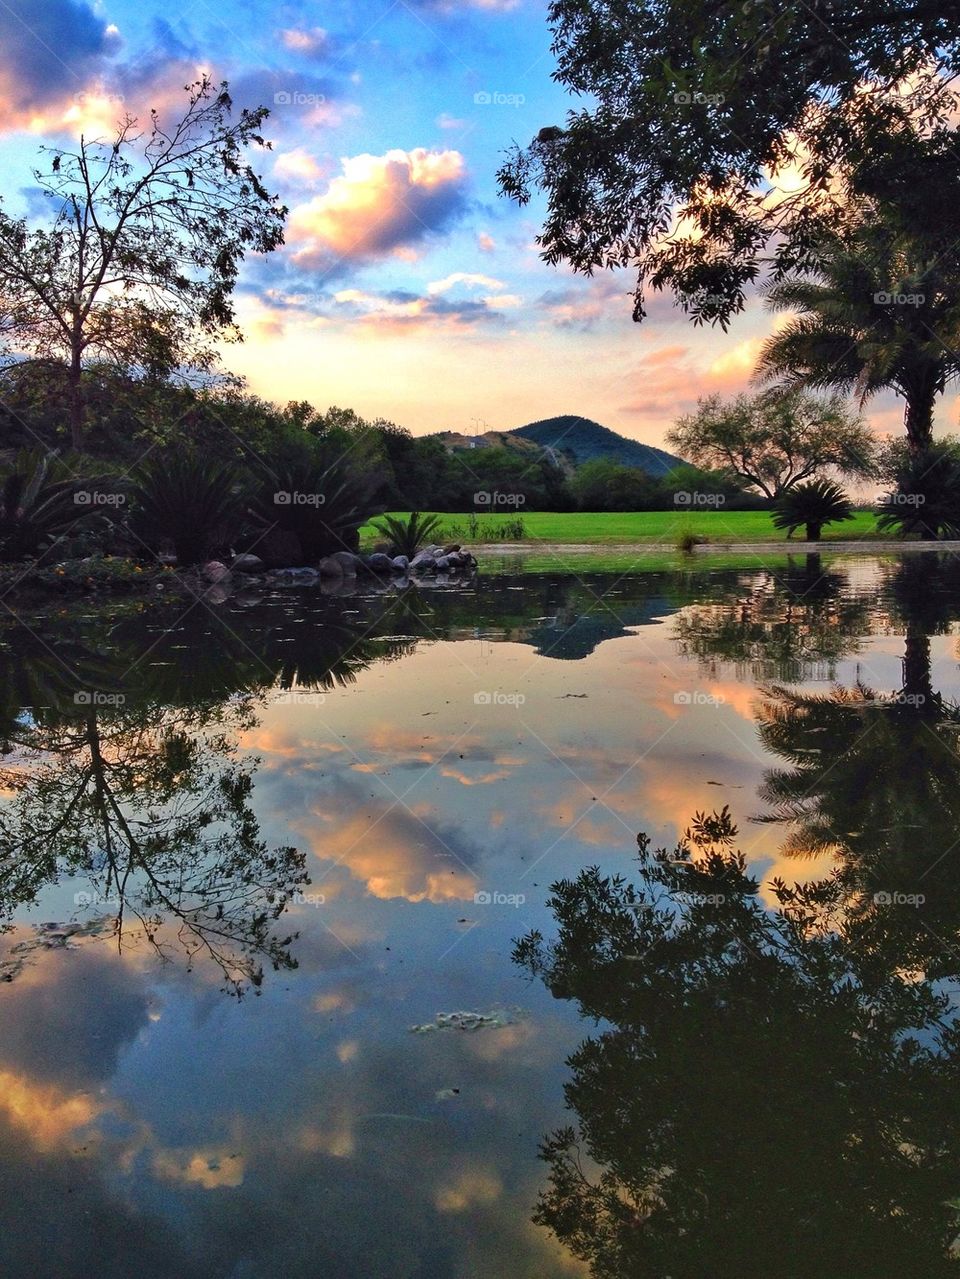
(509, 416, 683, 476)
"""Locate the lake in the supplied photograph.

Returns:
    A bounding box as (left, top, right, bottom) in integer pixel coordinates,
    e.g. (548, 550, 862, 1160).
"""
(2, 552, 960, 1277)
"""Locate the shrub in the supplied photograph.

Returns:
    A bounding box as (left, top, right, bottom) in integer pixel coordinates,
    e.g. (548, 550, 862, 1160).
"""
(876, 445, 960, 540)
(248, 444, 383, 561)
(0, 449, 104, 562)
(372, 511, 444, 558)
(771, 478, 854, 542)
(129, 450, 244, 565)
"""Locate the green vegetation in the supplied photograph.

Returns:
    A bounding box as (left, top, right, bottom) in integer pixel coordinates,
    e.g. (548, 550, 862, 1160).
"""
(372, 512, 445, 558)
(360, 509, 883, 547)
(130, 451, 244, 566)
(511, 414, 681, 475)
(772, 479, 855, 542)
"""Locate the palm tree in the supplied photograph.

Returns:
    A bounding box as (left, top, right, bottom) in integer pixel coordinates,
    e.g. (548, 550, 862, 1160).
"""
(771, 477, 854, 541)
(759, 221, 960, 454)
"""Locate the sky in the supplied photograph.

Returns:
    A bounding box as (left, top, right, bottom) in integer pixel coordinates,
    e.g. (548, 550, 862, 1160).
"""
(0, 0, 951, 449)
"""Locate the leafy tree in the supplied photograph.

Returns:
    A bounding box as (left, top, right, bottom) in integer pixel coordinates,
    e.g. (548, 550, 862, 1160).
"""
(497, 0, 960, 325)
(668, 390, 875, 498)
(0, 76, 286, 450)
(771, 477, 854, 541)
(570, 458, 659, 511)
(759, 202, 960, 453)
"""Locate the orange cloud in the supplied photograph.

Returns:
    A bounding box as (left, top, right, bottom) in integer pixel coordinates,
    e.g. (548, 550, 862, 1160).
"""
(287, 148, 468, 271)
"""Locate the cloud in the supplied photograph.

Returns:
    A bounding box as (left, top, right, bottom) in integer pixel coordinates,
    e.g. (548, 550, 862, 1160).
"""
(287, 147, 468, 272)
(274, 147, 327, 186)
(0, 0, 121, 130)
(331, 287, 509, 331)
(427, 271, 504, 295)
(279, 27, 331, 58)
(477, 231, 496, 253)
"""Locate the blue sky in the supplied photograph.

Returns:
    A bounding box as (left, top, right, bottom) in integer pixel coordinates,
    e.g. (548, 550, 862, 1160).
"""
(0, 0, 938, 446)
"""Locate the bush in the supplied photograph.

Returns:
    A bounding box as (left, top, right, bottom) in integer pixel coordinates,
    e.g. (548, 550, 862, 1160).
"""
(248, 441, 383, 561)
(372, 511, 444, 558)
(129, 450, 244, 565)
(876, 445, 960, 540)
(0, 449, 106, 562)
(771, 478, 854, 542)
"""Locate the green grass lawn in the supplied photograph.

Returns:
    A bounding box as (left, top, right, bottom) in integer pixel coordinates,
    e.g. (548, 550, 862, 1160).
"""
(360, 509, 884, 547)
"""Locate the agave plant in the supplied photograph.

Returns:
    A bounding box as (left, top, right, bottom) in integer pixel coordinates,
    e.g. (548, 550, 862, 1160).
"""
(771, 478, 854, 542)
(0, 449, 100, 561)
(249, 447, 382, 561)
(129, 451, 245, 565)
(876, 445, 960, 541)
(371, 511, 444, 559)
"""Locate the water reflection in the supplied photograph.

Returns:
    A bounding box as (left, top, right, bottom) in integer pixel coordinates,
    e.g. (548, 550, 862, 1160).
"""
(519, 555, 960, 1275)
(0, 559, 958, 1276)
(515, 808, 960, 1276)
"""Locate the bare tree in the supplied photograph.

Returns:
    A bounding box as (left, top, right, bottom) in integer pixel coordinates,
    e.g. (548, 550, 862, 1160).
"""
(0, 76, 286, 450)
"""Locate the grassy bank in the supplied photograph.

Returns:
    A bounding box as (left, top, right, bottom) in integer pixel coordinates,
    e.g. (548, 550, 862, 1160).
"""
(360, 509, 883, 547)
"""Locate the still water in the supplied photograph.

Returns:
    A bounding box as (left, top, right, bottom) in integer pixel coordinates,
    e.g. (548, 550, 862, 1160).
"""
(2, 553, 960, 1277)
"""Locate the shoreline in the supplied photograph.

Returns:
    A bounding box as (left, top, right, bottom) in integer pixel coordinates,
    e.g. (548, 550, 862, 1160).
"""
(471, 539, 960, 556)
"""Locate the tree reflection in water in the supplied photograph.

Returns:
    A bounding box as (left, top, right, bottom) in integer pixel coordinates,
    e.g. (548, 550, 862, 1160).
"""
(519, 558, 960, 1276)
(0, 594, 417, 994)
(515, 809, 960, 1277)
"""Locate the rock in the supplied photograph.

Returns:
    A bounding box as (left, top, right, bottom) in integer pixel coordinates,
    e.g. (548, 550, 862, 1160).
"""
(392, 555, 409, 572)
(434, 555, 451, 572)
(444, 552, 464, 569)
(442, 543, 462, 555)
(330, 551, 361, 575)
(231, 553, 264, 574)
(257, 529, 303, 569)
(411, 554, 437, 574)
(202, 560, 229, 583)
(365, 552, 395, 574)
(317, 556, 344, 577)
(203, 583, 230, 605)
